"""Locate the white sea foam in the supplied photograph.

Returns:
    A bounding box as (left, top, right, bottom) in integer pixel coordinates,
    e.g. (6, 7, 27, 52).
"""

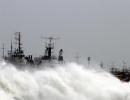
(0, 61, 129, 100)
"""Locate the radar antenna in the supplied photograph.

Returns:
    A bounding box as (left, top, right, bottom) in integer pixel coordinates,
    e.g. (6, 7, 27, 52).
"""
(42, 36, 60, 43)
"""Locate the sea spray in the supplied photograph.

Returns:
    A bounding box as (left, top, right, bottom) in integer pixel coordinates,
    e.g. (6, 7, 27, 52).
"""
(0, 61, 129, 100)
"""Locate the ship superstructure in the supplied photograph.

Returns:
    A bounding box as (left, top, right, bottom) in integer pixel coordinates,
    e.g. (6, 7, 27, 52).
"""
(34, 36, 64, 65)
(2, 32, 130, 82)
(3, 32, 64, 66)
(4, 32, 34, 66)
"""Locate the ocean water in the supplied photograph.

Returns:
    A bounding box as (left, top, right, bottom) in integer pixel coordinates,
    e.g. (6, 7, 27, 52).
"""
(0, 61, 130, 100)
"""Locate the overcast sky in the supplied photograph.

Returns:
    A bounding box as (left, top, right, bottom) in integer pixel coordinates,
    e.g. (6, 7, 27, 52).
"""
(0, 0, 130, 65)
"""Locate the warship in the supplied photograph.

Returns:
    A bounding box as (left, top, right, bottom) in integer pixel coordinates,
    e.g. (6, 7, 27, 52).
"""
(2, 32, 130, 82)
(3, 32, 64, 67)
(100, 61, 130, 82)
(110, 67, 130, 82)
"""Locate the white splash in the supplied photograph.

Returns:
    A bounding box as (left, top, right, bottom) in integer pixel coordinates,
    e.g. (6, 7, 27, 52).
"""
(0, 62, 129, 100)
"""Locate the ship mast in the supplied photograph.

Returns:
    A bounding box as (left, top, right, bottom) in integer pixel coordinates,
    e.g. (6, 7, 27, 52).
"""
(2, 44, 5, 59)
(15, 32, 22, 52)
(10, 41, 13, 53)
